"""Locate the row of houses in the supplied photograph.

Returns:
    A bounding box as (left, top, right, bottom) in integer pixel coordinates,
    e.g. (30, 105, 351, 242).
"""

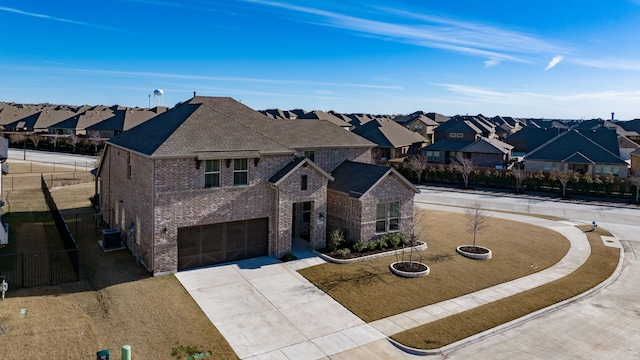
(0, 102, 166, 138)
(3, 100, 639, 177)
(4, 96, 640, 275)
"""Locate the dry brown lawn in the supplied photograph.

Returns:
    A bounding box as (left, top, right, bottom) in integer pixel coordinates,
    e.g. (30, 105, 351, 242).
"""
(0, 182, 238, 359)
(391, 225, 619, 349)
(299, 210, 571, 322)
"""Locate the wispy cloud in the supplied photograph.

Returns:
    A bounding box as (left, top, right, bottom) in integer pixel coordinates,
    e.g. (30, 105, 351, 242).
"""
(0, 6, 126, 32)
(242, 0, 561, 64)
(434, 83, 640, 109)
(570, 57, 640, 71)
(545, 56, 563, 71)
(484, 59, 501, 68)
(9, 65, 403, 91)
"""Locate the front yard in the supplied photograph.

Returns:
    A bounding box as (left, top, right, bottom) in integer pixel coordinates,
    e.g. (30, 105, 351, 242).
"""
(299, 209, 571, 322)
(298, 210, 619, 350)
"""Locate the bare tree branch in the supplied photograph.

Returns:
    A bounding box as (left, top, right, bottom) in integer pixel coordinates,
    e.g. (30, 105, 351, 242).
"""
(510, 166, 527, 194)
(553, 168, 573, 197)
(465, 201, 488, 249)
(628, 169, 640, 204)
(405, 152, 428, 184)
(452, 154, 474, 188)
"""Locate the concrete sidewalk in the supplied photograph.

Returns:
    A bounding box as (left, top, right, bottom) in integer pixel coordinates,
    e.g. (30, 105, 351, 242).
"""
(176, 204, 614, 359)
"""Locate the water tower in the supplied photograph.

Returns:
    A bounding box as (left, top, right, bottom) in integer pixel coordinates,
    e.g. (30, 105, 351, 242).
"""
(153, 89, 164, 106)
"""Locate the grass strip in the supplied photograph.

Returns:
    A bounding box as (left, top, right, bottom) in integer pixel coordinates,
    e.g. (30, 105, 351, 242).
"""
(390, 226, 619, 349)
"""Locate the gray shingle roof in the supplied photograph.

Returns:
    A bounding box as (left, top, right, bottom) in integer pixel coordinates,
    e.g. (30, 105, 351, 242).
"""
(526, 130, 626, 165)
(351, 118, 427, 148)
(328, 160, 418, 198)
(268, 157, 334, 185)
(461, 137, 513, 154)
(108, 96, 372, 158)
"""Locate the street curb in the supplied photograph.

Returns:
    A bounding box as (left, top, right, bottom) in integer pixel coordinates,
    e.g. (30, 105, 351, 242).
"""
(387, 238, 625, 356)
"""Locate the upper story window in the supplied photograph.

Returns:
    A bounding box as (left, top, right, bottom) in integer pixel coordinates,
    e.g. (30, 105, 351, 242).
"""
(304, 150, 315, 162)
(204, 159, 220, 188)
(233, 159, 248, 185)
(301, 175, 308, 190)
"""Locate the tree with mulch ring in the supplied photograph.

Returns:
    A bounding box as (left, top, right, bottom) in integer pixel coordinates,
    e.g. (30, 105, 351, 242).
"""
(391, 235, 430, 278)
(457, 201, 492, 260)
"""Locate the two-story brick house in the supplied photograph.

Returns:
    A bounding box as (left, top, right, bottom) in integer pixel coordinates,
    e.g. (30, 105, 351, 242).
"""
(97, 96, 418, 274)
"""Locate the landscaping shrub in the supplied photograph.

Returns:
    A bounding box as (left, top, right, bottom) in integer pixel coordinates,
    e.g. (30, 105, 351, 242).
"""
(327, 229, 345, 251)
(386, 232, 405, 248)
(335, 248, 351, 257)
(352, 241, 368, 253)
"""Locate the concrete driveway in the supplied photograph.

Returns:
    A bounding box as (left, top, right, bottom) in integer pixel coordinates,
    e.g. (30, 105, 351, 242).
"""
(175, 255, 387, 359)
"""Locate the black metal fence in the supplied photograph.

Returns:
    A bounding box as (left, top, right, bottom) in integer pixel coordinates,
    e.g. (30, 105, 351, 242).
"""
(0, 249, 79, 288)
(0, 176, 82, 289)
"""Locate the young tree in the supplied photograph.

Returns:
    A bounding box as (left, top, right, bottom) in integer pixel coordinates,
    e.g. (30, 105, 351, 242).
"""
(628, 170, 640, 204)
(452, 154, 474, 188)
(66, 134, 80, 152)
(553, 168, 574, 197)
(404, 152, 428, 184)
(86, 130, 104, 154)
(28, 133, 41, 150)
(510, 166, 527, 194)
(465, 201, 488, 250)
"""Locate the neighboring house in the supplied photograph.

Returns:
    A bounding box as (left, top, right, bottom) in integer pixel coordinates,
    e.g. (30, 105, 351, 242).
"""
(97, 96, 417, 274)
(488, 115, 522, 139)
(630, 148, 640, 173)
(259, 109, 299, 120)
(615, 119, 640, 145)
(425, 112, 450, 125)
(433, 115, 496, 142)
(351, 118, 428, 163)
(0, 102, 166, 142)
(86, 106, 166, 138)
(619, 135, 639, 162)
(504, 127, 564, 158)
(297, 110, 352, 130)
(524, 129, 628, 177)
(422, 136, 513, 168)
(393, 112, 439, 144)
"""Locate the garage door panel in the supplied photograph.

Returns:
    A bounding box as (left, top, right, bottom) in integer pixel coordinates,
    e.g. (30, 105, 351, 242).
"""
(201, 224, 223, 253)
(178, 227, 200, 257)
(178, 218, 268, 271)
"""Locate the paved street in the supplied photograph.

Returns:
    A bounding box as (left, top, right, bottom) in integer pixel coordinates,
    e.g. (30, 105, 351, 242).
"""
(412, 186, 640, 359)
(7, 148, 96, 172)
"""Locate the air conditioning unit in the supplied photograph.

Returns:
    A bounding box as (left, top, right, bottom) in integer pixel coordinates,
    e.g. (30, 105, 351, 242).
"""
(101, 228, 121, 249)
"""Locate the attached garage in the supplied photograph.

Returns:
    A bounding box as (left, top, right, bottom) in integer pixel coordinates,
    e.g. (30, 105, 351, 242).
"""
(177, 218, 269, 271)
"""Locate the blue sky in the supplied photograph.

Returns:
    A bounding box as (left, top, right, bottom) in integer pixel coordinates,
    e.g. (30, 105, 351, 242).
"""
(2, 1, 640, 119)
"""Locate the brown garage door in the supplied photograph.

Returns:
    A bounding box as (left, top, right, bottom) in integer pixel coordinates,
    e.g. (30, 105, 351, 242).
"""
(177, 218, 269, 271)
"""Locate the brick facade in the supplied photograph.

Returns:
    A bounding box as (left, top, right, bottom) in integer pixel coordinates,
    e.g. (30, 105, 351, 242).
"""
(99, 143, 396, 274)
(327, 173, 415, 244)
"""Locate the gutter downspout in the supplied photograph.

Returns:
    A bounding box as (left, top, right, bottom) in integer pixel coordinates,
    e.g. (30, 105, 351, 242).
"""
(271, 183, 279, 257)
